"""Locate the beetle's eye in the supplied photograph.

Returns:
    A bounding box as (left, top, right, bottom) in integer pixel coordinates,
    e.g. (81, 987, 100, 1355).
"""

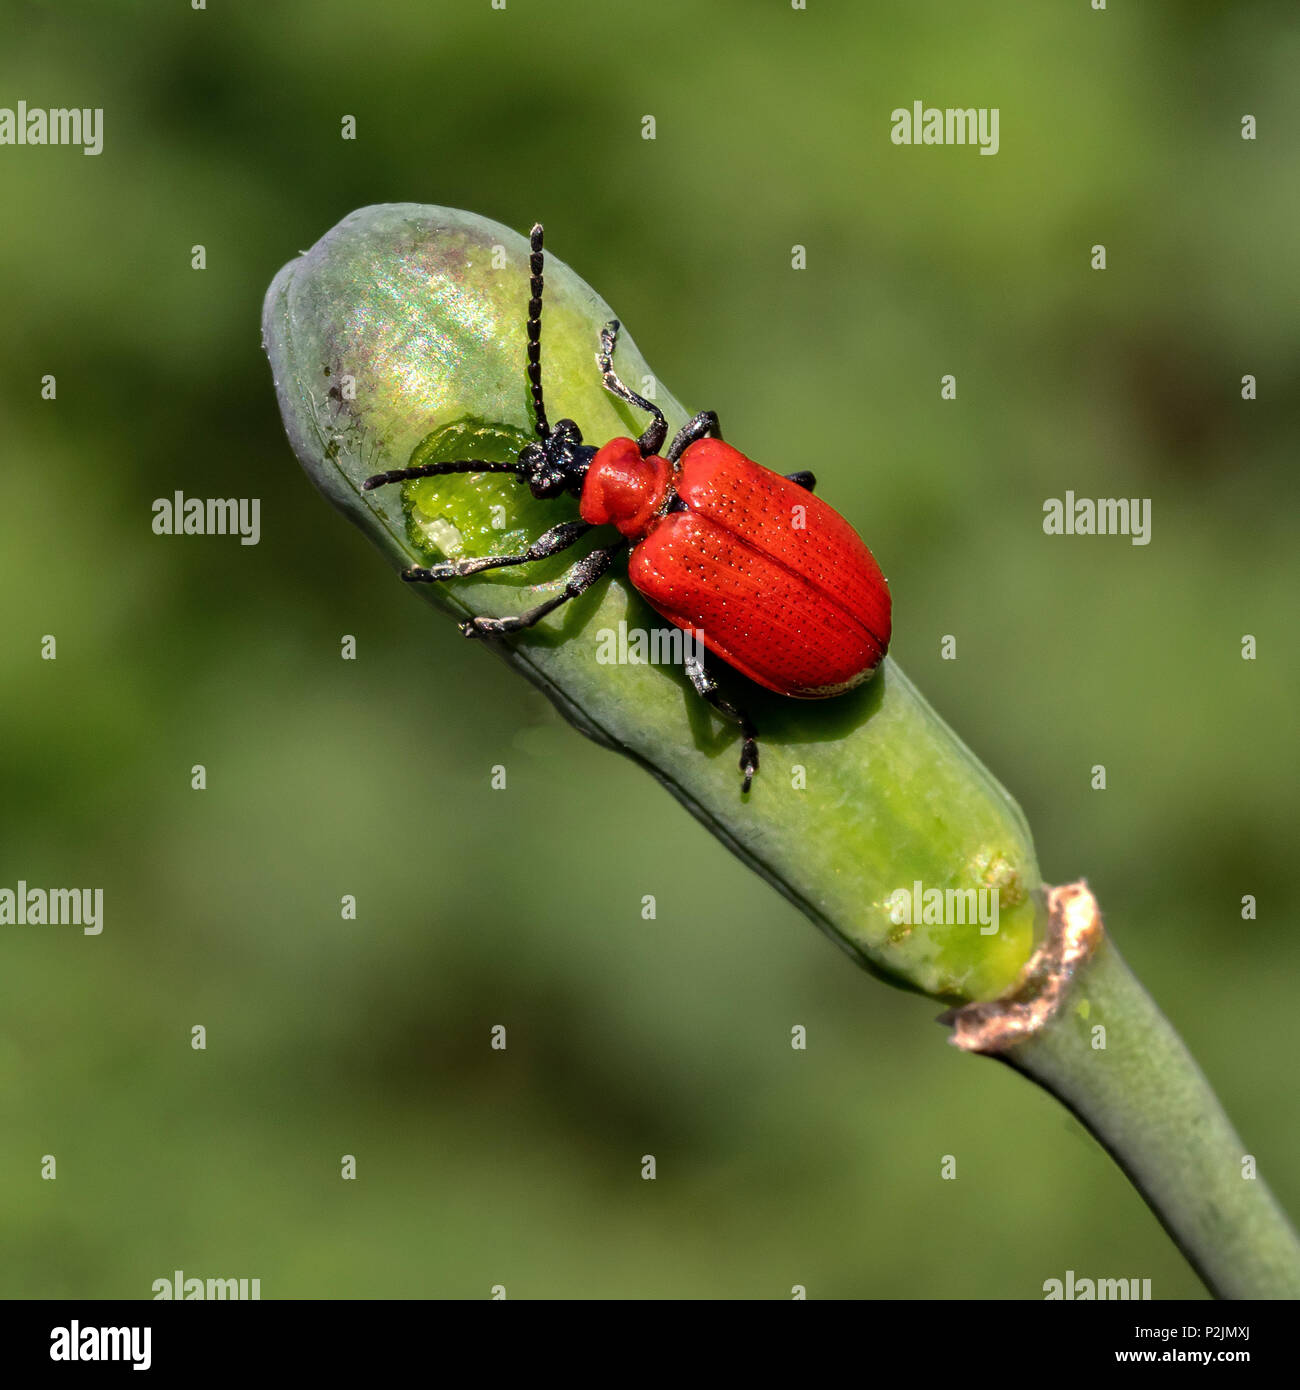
(528, 465, 565, 499)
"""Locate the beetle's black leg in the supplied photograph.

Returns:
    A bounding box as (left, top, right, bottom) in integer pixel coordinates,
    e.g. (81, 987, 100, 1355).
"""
(400, 519, 592, 583)
(462, 538, 627, 637)
(684, 653, 760, 793)
(665, 410, 723, 463)
(662, 411, 815, 493)
(526, 223, 549, 440)
(597, 319, 668, 458)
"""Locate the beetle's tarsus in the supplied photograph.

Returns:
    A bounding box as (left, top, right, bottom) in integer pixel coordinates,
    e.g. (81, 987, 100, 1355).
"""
(740, 740, 759, 794)
(596, 319, 619, 369)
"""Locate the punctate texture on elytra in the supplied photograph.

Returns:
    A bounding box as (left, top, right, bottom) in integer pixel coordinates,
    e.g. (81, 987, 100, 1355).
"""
(263, 203, 1045, 1002)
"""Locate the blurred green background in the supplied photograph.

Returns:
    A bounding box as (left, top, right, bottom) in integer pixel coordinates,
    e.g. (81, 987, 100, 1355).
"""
(2, 0, 1297, 1299)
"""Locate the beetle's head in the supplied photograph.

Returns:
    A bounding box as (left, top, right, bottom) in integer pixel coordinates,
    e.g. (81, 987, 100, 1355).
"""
(518, 418, 597, 499)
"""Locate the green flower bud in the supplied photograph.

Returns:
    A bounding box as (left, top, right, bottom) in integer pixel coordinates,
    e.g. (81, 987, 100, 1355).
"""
(262, 203, 1044, 1003)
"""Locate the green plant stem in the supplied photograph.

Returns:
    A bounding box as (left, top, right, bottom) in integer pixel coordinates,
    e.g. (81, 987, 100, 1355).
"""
(1000, 934, 1300, 1298)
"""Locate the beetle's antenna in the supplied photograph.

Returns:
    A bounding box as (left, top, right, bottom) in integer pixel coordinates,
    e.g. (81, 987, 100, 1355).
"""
(597, 319, 667, 456)
(361, 460, 522, 492)
(526, 223, 549, 440)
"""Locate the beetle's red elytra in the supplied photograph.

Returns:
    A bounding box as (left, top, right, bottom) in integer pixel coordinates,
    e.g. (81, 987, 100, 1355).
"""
(587, 435, 890, 698)
(361, 223, 892, 791)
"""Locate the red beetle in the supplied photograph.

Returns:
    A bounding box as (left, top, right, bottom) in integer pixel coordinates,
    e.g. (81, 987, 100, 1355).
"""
(363, 225, 891, 790)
